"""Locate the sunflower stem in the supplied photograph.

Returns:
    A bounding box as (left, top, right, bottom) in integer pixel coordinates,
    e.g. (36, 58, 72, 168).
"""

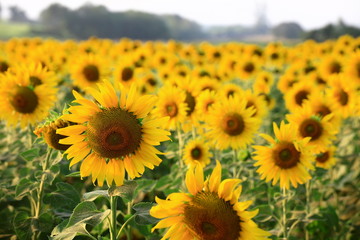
(177, 123, 184, 169)
(282, 187, 288, 239)
(110, 195, 118, 240)
(32, 147, 52, 240)
(116, 214, 136, 239)
(305, 180, 312, 240)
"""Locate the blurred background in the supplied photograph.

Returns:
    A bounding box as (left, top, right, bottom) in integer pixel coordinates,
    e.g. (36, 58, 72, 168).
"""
(0, 0, 359, 43)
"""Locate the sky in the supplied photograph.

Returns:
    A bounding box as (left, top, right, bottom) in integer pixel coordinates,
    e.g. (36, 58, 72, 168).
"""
(1, 0, 360, 30)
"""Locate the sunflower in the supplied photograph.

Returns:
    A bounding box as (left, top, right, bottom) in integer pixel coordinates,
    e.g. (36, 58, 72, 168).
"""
(315, 146, 338, 169)
(304, 91, 342, 126)
(277, 72, 299, 93)
(318, 54, 344, 78)
(206, 95, 261, 150)
(150, 161, 271, 240)
(236, 56, 260, 81)
(57, 81, 170, 186)
(34, 118, 72, 151)
(243, 89, 268, 118)
(152, 85, 188, 130)
(344, 50, 360, 87)
(195, 89, 217, 122)
(253, 121, 315, 189)
(183, 138, 213, 167)
(284, 79, 317, 112)
(286, 105, 338, 153)
(0, 72, 57, 129)
(218, 83, 244, 99)
(69, 53, 110, 91)
(326, 73, 358, 118)
(112, 60, 139, 87)
(10, 61, 58, 87)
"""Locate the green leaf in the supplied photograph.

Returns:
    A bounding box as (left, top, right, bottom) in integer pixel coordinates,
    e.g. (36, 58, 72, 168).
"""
(83, 190, 108, 201)
(37, 212, 54, 233)
(20, 148, 40, 161)
(43, 182, 81, 215)
(133, 202, 160, 225)
(108, 180, 137, 202)
(65, 171, 81, 178)
(66, 201, 111, 227)
(15, 178, 36, 200)
(13, 211, 32, 240)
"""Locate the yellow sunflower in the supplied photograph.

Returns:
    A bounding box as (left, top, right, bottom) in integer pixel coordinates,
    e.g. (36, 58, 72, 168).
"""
(57, 81, 170, 186)
(152, 85, 188, 130)
(326, 73, 358, 118)
(69, 53, 110, 91)
(206, 95, 261, 150)
(318, 54, 344, 78)
(195, 89, 217, 122)
(253, 121, 315, 190)
(11, 61, 58, 87)
(112, 60, 139, 87)
(344, 50, 360, 87)
(0, 72, 57, 129)
(183, 137, 213, 167)
(243, 89, 268, 119)
(284, 79, 317, 112)
(315, 146, 338, 169)
(236, 56, 260, 81)
(286, 105, 338, 153)
(150, 161, 271, 240)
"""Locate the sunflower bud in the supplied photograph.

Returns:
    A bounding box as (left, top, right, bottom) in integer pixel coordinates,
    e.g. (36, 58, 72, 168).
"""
(34, 119, 72, 150)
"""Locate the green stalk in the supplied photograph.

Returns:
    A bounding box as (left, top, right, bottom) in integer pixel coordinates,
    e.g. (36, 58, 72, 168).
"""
(32, 147, 52, 240)
(282, 187, 288, 239)
(305, 180, 311, 240)
(177, 123, 184, 168)
(110, 196, 118, 240)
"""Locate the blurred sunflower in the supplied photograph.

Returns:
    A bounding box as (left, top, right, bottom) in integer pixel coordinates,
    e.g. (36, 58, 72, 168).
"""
(195, 89, 217, 122)
(326, 73, 358, 118)
(0, 72, 57, 128)
(150, 161, 271, 240)
(284, 79, 316, 112)
(253, 121, 315, 190)
(11, 62, 58, 87)
(286, 105, 338, 153)
(206, 95, 261, 150)
(183, 137, 212, 167)
(152, 85, 188, 130)
(112, 60, 138, 87)
(318, 54, 344, 78)
(219, 83, 243, 99)
(57, 81, 170, 186)
(69, 53, 109, 90)
(315, 146, 338, 169)
(344, 50, 360, 87)
(236, 56, 260, 80)
(243, 89, 268, 118)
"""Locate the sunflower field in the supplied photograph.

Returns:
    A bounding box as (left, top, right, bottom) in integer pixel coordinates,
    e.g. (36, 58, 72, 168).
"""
(0, 36, 359, 240)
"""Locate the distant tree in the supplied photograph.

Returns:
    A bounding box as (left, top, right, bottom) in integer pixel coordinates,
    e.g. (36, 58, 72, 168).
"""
(272, 22, 304, 39)
(9, 5, 30, 22)
(39, 4, 73, 37)
(161, 14, 205, 41)
(304, 19, 360, 42)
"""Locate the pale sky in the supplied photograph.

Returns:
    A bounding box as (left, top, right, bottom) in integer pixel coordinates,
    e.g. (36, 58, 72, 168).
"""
(1, 0, 360, 30)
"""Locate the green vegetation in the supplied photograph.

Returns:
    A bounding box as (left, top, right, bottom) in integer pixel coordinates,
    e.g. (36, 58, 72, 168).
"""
(0, 21, 32, 40)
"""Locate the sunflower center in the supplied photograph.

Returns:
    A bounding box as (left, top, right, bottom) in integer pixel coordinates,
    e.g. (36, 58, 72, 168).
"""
(329, 61, 341, 74)
(222, 113, 244, 136)
(316, 151, 330, 163)
(121, 67, 134, 81)
(0, 61, 9, 73)
(273, 142, 300, 169)
(205, 101, 214, 111)
(83, 64, 100, 82)
(185, 91, 196, 116)
(299, 118, 322, 141)
(183, 191, 241, 240)
(316, 76, 326, 85)
(356, 62, 360, 78)
(338, 90, 348, 106)
(87, 108, 142, 159)
(30, 76, 42, 87)
(165, 103, 178, 117)
(191, 147, 202, 160)
(227, 90, 235, 98)
(271, 52, 279, 60)
(295, 90, 309, 106)
(147, 78, 156, 86)
(316, 105, 331, 117)
(10, 86, 39, 114)
(244, 62, 255, 73)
